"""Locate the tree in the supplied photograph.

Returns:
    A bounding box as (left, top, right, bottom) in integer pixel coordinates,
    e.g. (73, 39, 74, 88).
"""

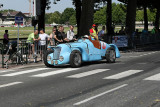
(136, 10, 144, 22)
(45, 11, 61, 24)
(112, 3, 126, 25)
(79, 0, 95, 36)
(0, 9, 16, 13)
(69, 13, 76, 25)
(73, 0, 82, 36)
(60, 8, 75, 24)
(94, 6, 106, 25)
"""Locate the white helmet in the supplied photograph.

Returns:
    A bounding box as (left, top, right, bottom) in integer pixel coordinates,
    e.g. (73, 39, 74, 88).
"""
(83, 35, 89, 38)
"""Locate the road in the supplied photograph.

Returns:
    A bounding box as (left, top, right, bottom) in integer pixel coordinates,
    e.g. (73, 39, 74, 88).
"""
(0, 45, 160, 107)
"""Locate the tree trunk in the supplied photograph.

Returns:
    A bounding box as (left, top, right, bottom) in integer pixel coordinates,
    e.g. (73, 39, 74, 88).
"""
(75, 0, 82, 37)
(106, 0, 112, 43)
(38, 0, 46, 32)
(126, 0, 137, 35)
(126, 0, 137, 48)
(79, 0, 95, 37)
(144, 5, 148, 30)
(155, 7, 160, 30)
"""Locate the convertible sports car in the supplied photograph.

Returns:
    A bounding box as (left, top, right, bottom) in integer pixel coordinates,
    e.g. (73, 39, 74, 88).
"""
(44, 36, 121, 67)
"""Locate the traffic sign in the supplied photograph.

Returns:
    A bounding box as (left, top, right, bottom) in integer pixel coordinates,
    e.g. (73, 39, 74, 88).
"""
(15, 16, 23, 24)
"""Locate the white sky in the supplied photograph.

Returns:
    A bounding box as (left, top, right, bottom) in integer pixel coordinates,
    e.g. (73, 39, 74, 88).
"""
(0, 0, 120, 13)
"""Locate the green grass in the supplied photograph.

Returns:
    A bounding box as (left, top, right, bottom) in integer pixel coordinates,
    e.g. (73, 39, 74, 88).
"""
(0, 26, 152, 39)
(0, 27, 72, 39)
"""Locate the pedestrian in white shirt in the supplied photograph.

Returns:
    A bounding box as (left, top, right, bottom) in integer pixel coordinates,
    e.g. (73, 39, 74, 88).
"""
(38, 28, 49, 60)
(67, 25, 77, 41)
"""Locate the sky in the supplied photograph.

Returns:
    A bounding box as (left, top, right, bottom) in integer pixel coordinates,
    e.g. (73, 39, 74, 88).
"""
(0, 0, 120, 13)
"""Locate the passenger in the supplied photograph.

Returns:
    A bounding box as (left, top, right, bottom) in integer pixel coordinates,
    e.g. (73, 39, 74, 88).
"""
(98, 26, 105, 40)
(54, 26, 64, 44)
(27, 29, 39, 60)
(89, 24, 99, 40)
(38, 28, 49, 60)
(66, 25, 77, 41)
(3, 30, 9, 45)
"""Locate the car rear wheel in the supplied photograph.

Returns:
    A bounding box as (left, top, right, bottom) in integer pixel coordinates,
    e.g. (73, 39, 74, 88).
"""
(70, 50, 82, 67)
(106, 47, 116, 63)
(44, 50, 54, 67)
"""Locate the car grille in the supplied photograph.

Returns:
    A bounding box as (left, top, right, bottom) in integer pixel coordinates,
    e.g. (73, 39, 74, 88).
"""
(53, 47, 61, 60)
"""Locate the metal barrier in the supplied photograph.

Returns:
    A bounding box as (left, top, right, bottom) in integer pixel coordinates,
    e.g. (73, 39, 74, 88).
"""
(0, 40, 50, 68)
(139, 33, 160, 45)
(0, 43, 4, 68)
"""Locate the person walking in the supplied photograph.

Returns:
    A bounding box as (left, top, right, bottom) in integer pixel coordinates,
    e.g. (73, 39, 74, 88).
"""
(3, 30, 9, 45)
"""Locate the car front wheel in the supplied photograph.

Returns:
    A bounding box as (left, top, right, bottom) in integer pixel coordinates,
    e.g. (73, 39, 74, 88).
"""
(70, 50, 82, 67)
(44, 50, 54, 67)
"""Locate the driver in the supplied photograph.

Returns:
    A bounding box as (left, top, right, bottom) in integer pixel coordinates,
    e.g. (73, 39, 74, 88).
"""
(82, 35, 89, 41)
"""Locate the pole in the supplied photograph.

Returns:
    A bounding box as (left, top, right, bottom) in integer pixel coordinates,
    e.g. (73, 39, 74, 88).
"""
(34, 0, 36, 17)
(17, 23, 20, 63)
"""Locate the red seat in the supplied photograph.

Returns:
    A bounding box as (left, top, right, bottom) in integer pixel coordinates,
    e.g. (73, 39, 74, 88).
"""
(88, 36, 101, 49)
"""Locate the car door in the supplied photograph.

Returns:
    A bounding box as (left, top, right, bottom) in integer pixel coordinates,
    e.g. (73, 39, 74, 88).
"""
(87, 41, 101, 61)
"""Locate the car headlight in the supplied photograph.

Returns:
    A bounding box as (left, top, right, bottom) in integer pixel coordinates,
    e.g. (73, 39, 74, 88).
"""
(47, 55, 51, 61)
(59, 56, 64, 62)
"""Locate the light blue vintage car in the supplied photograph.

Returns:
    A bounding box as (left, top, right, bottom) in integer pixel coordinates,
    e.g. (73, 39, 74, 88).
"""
(44, 36, 120, 67)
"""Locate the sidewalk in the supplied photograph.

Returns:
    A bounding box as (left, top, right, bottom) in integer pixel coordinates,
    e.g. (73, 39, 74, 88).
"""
(0, 56, 43, 70)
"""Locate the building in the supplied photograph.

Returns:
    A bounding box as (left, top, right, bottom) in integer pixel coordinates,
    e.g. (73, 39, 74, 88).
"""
(0, 11, 31, 26)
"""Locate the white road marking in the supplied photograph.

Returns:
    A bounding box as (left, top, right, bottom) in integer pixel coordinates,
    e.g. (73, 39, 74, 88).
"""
(0, 70, 15, 74)
(0, 82, 23, 88)
(67, 69, 110, 78)
(129, 56, 139, 57)
(144, 73, 160, 81)
(103, 70, 143, 79)
(0, 68, 49, 76)
(73, 84, 128, 106)
(31, 68, 80, 77)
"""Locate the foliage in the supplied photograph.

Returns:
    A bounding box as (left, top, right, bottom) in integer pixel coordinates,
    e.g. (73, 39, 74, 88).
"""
(112, 3, 126, 25)
(94, 3, 126, 25)
(94, 6, 106, 25)
(69, 13, 77, 25)
(60, 8, 75, 24)
(45, 11, 61, 24)
(136, 10, 144, 22)
(0, 9, 16, 13)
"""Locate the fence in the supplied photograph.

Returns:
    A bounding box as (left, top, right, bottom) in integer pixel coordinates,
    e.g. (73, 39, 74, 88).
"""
(0, 43, 4, 68)
(0, 40, 50, 69)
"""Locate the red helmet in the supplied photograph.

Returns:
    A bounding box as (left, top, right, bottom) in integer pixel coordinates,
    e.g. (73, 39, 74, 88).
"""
(92, 24, 96, 27)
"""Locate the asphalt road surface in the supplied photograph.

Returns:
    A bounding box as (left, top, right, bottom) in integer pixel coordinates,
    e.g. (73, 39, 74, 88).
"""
(0, 45, 160, 107)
